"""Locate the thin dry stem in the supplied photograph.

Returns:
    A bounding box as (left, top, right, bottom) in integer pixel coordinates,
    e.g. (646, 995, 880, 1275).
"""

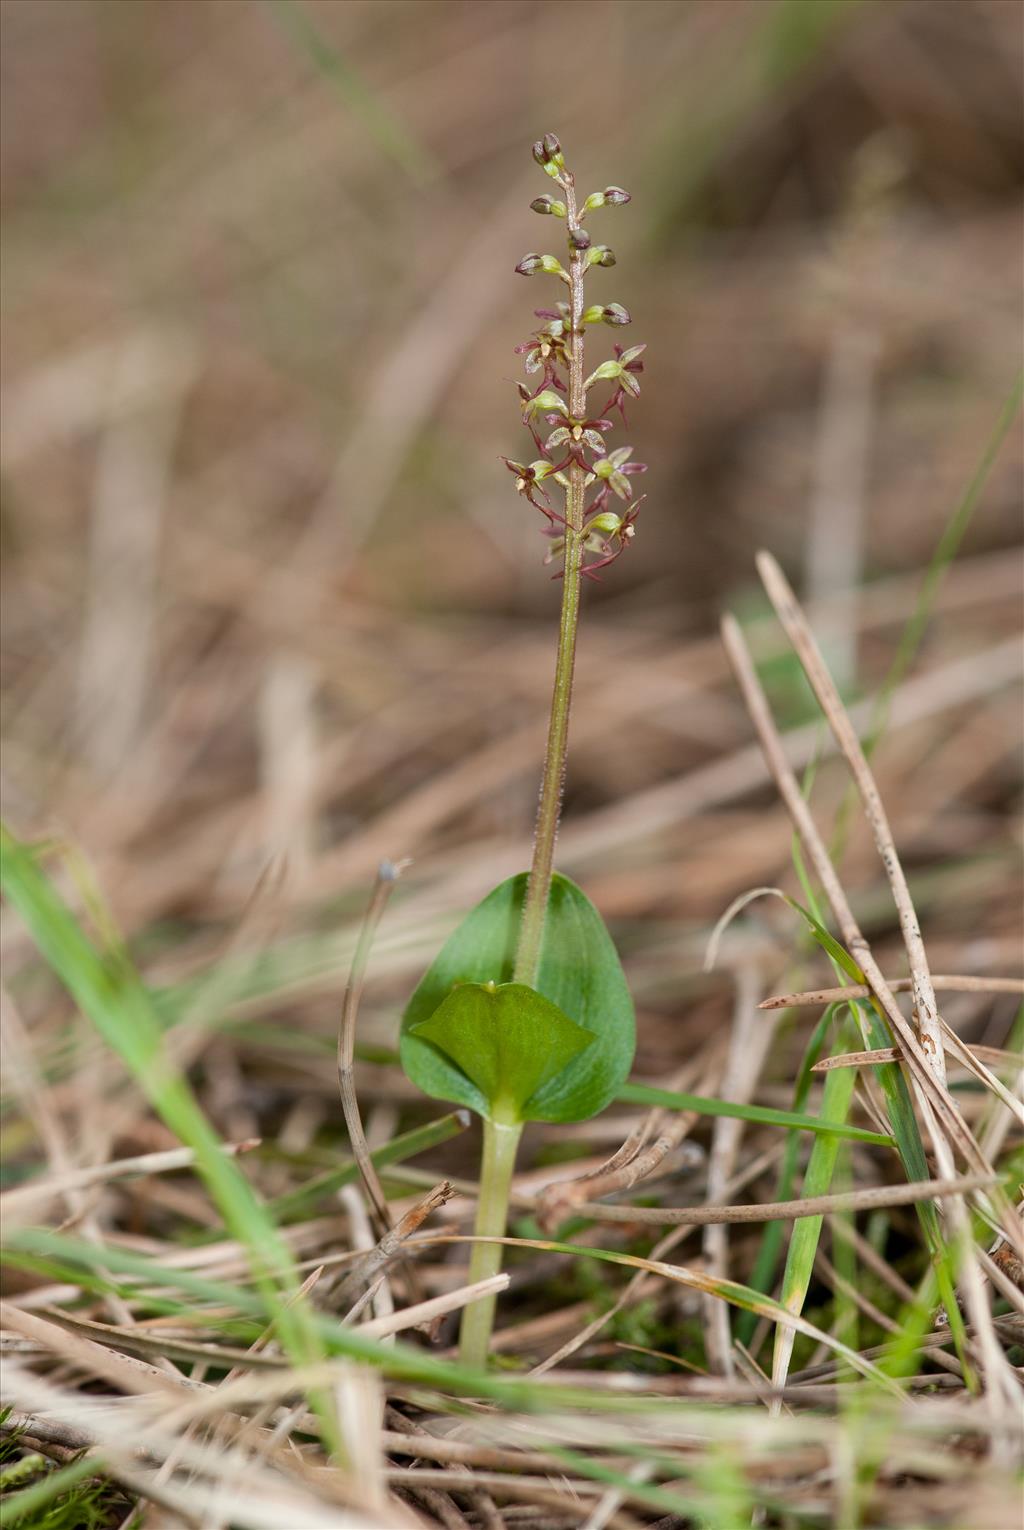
(337, 860, 406, 1236)
(812, 1042, 1022, 1076)
(719, 614, 1014, 1235)
(569, 1173, 998, 1225)
(334, 1180, 454, 1304)
(760, 974, 1024, 1009)
(720, 608, 1021, 1413)
(756, 550, 946, 1082)
(534, 1061, 709, 1231)
(702, 961, 769, 1375)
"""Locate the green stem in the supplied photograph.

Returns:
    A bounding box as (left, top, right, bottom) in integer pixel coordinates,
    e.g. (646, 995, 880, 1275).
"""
(513, 170, 587, 989)
(458, 1116, 523, 1370)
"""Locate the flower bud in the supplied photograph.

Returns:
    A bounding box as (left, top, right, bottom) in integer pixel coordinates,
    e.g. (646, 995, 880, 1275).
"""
(530, 195, 566, 217)
(583, 245, 616, 271)
(532, 133, 566, 180)
(569, 227, 591, 250)
(601, 303, 631, 325)
(515, 252, 569, 281)
(603, 186, 631, 205)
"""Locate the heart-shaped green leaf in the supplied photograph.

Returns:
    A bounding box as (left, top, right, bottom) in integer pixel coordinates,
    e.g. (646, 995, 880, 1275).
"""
(409, 982, 595, 1124)
(399, 872, 635, 1123)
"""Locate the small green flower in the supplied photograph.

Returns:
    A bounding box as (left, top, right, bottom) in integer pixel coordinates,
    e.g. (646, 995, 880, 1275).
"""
(501, 456, 558, 515)
(583, 358, 623, 391)
(522, 388, 568, 420)
(593, 445, 638, 500)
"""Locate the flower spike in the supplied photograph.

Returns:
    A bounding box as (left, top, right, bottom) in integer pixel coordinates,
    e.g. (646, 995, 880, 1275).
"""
(505, 136, 647, 577)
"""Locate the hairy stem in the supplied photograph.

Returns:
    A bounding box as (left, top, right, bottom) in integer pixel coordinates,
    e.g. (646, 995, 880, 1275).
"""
(513, 171, 587, 988)
(460, 168, 586, 1369)
(458, 1117, 523, 1370)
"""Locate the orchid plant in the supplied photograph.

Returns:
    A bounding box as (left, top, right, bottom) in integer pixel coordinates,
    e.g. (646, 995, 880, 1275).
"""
(401, 135, 646, 1369)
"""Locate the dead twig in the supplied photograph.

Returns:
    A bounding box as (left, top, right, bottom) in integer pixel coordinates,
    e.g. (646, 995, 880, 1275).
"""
(334, 1181, 455, 1306)
(719, 612, 1017, 1244)
(569, 1173, 997, 1225)
(337, 860, 408, 1237)
(812, 1042, 1023, 1076)
(701, 962, 769, 1376)
(1, 1138, 260, 1223)
(759, 975, 1024, 1009)
(757, 550, 946, 1083)
(720, 604, 1021, 1415)
(533, 1059, 709, 1232)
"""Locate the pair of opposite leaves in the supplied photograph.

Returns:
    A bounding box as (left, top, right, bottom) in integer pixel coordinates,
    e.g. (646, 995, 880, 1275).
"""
(400, 873, 635, 1126)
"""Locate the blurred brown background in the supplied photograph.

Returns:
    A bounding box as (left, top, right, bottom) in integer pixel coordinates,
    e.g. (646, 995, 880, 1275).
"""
(2, 0, 1022, 1091)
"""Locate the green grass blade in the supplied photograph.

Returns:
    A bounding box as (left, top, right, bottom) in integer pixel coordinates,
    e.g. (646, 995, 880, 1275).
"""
(771, 1021, 858, 1390)
(0, 825, 338, 1446)
(2, 1222, 901, 1399)
(617, 1081, 893, 1147)
(855, 1001, 972, 1378)
(831, 367, 1024, 856)
(0, 1456, 100, 1525)
(266, 1109, 468, 1221)
(865, 366, 1023, 751)
(736, 1003, 840, 1344)
(261, 0, 439, 185)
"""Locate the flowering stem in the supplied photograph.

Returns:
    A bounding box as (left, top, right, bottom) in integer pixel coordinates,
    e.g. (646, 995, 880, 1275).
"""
(513, 170, 587, 989)
(456, 134, 642, 1370)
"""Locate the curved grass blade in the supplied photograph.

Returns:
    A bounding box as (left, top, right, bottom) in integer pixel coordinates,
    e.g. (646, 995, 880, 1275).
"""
(617, 1081, 892, 1148)
(0, 825, 339, 1448)
(267, 1111, 467, 1222)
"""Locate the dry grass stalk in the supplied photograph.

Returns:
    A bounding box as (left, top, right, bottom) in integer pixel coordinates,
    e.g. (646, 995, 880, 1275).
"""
(756, 550, 947, 1083)
(534, 1061, 710, 1231)
(812, 1042, 1022, 1076)
(357, 1273, 510, 1340)
(719, 612, 1015, 1232)
(336, 860, 407, 1237)
(333, 1180, 455, 1305)
(760, 974, 1024, 1008)
(720, 603, 1021, 1416)
(0, 1137, 260, 1224)
(570, 1172, 998, 1225)
(701, 961, 771, 1375)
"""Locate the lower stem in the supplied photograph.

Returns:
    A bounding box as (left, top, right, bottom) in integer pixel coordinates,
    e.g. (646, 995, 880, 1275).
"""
(458, 1117, 524, 1370)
